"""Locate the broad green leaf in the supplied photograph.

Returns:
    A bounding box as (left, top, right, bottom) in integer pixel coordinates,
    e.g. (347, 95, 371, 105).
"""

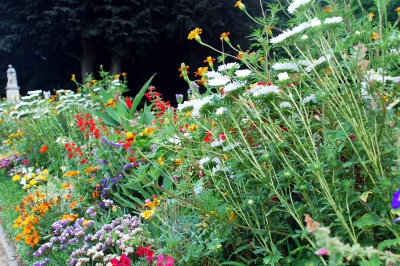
(354, 213, 384, 229)
(91, 110, 120, 128)
(129, 73, 156, 116)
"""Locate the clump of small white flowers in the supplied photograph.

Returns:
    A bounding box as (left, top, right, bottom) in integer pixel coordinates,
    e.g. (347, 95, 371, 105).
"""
(279, 101, 292, 108)
(168, 135, 181, 145)
(303, 94, 316, 104)
(287, 0, 312, 14)
(278, 72, 290, 81)
(208, 75, 231, 86)
(270, 18, 321, 44)
(205, 71, 222, 79)
(235, 69, 252, 78)
(249, 85, 280, 97)
(271, 62, 299, 72)
(324, 17, 343, 24)
(301, 34, 308, 40)
(224, 81, 245, 93)
(216, 107, 227, 115)
(211, 139, 225, 147)
(299, 55, 332, 72)
(218, 63, 240, 72)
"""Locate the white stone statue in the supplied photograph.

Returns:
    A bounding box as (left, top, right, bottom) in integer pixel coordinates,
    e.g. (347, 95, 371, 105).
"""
(5, 65, 20, 101)
(7, 65, 18, 88)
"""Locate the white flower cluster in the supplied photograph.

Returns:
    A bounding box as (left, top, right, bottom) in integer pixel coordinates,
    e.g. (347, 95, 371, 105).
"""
(249, 85, 280, 97)
(224, 81, 245, 93)
(365, 68, 400, 83)
(235, 69, 252, 78)
(271, 62, 300, 72)
(287, 0, 312, 14)
(302, 94, 316, 104)
(298, 54, 332, 72)
(177, 95, 222, 118)
(218, 63, 240, 72)
(270, 18, 321, 44)
(324, 17, 343, 24)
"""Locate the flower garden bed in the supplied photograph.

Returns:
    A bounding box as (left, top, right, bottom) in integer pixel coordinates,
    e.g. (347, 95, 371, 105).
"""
(1, 1, 400, 265)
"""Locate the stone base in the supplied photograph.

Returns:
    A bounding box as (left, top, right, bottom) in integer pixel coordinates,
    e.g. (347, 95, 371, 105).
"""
(5, 87, 20, 101)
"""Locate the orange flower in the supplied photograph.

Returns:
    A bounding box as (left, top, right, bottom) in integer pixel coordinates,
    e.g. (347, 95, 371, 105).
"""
(15, 233, 22, 241)
(203, 56, 215, 64)
(396, 7, 400, 12)
(61, 182, 74, 189)
(188, 28, 203, 40)
(25, 231, 41, 246)
(234, 0, 245, 10)
(71, 74, 76, 81)
(372, 32, 380, 40)
(194, 67, 209, 77)
(23, 224, 35, 235)
(39, 145, 47, 153)
(178, 65, 189, 77)
(69, 201, 78, 208)
(61, 213, 78, 221)
(324, 6, 332, 12)
(105, 98, 118, 107)
(220, 32, 230, 41)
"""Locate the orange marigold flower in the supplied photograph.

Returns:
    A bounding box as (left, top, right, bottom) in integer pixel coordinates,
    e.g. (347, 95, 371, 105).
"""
(25, 231, 41, 246)
(396, 7, 400, 12)
(39, 144, 47, 153)
(188, 28, 202, 40)
(178, 65, 189, 77)
(324, 6, 332, 12)
(203, 56, 215, 64)
(71, 74, 76, 81)
(372, 32, 380, 40)
(234, 0, 245, 10)
(105, 98, 118, 107)
(194, 67, 209, 77)
(70, 201, 78, 208)
(220, 32, 230, 41)
(15, 233, 22, 241)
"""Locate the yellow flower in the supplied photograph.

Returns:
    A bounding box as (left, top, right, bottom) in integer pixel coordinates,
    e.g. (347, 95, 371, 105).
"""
(126, 131, 135, 141)
(114, 74, 121, 79)
(234, 0, 246, 10)
(71, 74, 76, 81)
(203, 56, 215, 64)
(372, 32, 380, 40)
(396, 7, 400, 12)
(122, 72, 127, 76)
(220, 32, 230, 41)
(194, 67, 208, 77)
(142, 209, 155, 219)
(12, 175, 21, 181)
(367, 13, 375, 20)
(188, 28, 203, 41)
(156, 157, 165, 164)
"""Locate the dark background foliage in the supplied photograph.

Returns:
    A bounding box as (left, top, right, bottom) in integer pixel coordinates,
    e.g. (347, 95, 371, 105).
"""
(0, 0, 261, 102)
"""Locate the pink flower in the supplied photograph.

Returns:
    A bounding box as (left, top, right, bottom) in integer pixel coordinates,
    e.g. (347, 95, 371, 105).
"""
(315, 248, 329, 255)
(156, 254, 175, 266)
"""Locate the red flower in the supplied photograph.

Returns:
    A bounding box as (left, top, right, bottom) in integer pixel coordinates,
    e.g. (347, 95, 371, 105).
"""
(203, 130, 213, 142)
(136, 245, 155, 264)
(126, 97, 133, 108)
(39, 145, 47, 153)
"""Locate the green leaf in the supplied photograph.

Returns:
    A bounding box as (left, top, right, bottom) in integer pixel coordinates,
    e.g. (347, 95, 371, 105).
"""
(138, 102, 155, 125)
(378, 238, 400, 250)
(163, 176, 173, 191)
(91, 110, 120, 128)
(129, 73, 156, 116)
(220, 262, 248, 266)
(360, 255, 382, 266)
(354, 213, 384, 229)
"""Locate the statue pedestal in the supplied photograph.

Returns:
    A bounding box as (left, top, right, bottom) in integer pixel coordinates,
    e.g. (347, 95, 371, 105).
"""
(5, 86, 20, 101)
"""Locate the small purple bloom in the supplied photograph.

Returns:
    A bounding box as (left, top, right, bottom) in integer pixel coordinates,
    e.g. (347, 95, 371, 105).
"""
(392, 188, 400, 209)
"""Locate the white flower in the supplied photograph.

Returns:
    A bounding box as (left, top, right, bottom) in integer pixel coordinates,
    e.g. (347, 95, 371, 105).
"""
(278, 72, 290, 81)
(287, 0, 312, 14)
(355, 31, 361, 35)
(205, 71, 222, 79)
(249, 85, 280, 96)
(212, 157, 222, 164)
(270, 21, 312, 44)
(303, 94, 316, 103)
(168, 135, 181, 145)
(271, 62, 299, 72)
(324, 17, 343, 24)
(211, 139, 225, 147)
(93, 87, 101, 92)
(299, 54, 332, 72)
(301, 34, 308, 40)
(27, 90, 43, 95)
(216, 107, 227, 115)
(279, 101, 292, 108)
(199, 157, 211, 166)
(387, 99, 399, 110)
(235, 69, 252, 78)
(177, 101, 193, 111)
(223, 142, 241, 151)
(218, 63, 240, 72)
(224, 81, 245, 93)
(208, 75, 231, 86)
(310, 18, 322, 27)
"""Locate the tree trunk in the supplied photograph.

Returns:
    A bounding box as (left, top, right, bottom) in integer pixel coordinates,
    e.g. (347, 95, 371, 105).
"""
(110, 54, 123, 75)
(80, 38, 96, 82)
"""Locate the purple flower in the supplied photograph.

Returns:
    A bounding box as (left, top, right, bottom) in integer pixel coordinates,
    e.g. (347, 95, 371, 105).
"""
(60, 244, 67, 249)
(392, 188, 400, 209)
